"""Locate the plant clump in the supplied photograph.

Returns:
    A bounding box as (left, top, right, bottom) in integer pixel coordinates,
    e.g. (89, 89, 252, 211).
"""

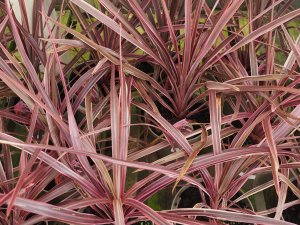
(0, 0, 299, 225)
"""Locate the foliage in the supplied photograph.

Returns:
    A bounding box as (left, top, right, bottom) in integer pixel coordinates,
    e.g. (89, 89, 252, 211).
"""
(0, 0, 299, 224)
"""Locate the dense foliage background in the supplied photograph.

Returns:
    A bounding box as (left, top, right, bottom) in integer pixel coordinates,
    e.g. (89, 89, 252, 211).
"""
(0, 0, 299, 224)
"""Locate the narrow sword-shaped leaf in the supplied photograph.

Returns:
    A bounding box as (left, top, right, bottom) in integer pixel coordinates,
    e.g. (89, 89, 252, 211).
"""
(209, 91, 222, 189)
(167, 208, 295, 225)
(262, 116, 280, 195)
(173, 125, 207, 192)
(6, 197, 109, 224)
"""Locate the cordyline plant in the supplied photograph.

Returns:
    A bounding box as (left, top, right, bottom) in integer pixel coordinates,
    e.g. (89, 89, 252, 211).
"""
(0, 0, 299, 224)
